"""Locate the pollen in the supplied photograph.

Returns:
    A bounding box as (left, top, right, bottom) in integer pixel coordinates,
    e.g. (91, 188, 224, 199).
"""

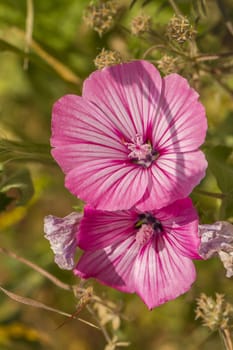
(125, 134, 159, 168)
(136, 224, 153, 246)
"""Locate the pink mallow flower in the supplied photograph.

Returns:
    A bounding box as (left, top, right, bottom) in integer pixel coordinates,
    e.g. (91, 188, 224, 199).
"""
(44, 212, 82, 270)
(51, 60, 207, 211)
(74, 198, 201, 309)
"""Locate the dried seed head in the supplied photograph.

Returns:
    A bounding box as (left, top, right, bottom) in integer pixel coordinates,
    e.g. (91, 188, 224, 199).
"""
(83, 0, 119, 37)
(94, 48, 123, 69)
(131, 13, 152, 36)
(157, 55, 179, 75)
(195, 293, 233, 331)
(166, 15, 196, 44)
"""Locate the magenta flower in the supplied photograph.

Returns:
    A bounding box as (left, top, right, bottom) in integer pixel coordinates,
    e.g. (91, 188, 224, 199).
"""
(51, 60, 207, 211)
(44, 212, 82, 270)
(74, 198, 201, 309)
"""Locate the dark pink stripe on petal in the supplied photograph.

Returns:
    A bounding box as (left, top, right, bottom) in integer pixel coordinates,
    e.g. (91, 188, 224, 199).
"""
(78, 206, 137, 250)
(74, 235, 139, 293)
(83, 60, 162, 140)
(65, 161, 148, 211)
(133, 237, 196, 309)
(153, 74, 207, 151)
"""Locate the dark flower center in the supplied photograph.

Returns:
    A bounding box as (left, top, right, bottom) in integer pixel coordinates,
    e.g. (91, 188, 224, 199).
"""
(125, 134, 159, 168)
(135, 213, 163, 246)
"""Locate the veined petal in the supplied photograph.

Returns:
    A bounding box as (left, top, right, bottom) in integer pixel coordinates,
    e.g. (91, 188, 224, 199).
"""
(136, 150, 207, 210)
(153, 74, 207, 152)
(44, 212, 82, 270)
(52, 143, 126, 173)
(78, 206, 137, 250)
(83, 60, 162, 139)
(154, 198, 201, 259)
(52, 95, 123, 148)
(133, 236, 196, 309)
(65, 161, 148, 210)
(74, 235, 139, 292)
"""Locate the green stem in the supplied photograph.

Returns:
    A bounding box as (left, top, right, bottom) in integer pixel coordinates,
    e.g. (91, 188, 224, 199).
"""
(168, 0, 182, 16)
(194, 189, 226, 199)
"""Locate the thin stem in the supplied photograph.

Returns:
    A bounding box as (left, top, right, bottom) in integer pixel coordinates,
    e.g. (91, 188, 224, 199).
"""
(194, 51, 233, 61)
(0, 246, 73, 291)
(11, 27, 81, 85)
(86, 305, 112, 344)
(219, 329, 233, 350)
(0, 246, 125, 317)
(194, 189, 226, 199)
(24, 0, 34, 69)
(142, 44, 167, 59)
(0, 285, 99, 329)
(168, 0, 182, 16)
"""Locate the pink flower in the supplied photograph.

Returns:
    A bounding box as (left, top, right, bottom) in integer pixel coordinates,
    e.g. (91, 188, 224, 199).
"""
(44, 212, 82, 270)
(51, 60, 207, 211)
(74, 198, 201, 309)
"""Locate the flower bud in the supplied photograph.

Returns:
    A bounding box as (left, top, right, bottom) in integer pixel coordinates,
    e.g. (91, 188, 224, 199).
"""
(130, 13, 152, 36)
(83, 0, 119, 37)
(94, 48, 123, 69)
(166, 15, 196, 44)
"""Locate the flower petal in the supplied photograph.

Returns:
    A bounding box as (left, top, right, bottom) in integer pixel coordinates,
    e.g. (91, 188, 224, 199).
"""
(65, 161, 148, 210)
(154, 198, 201, 259)
(44, 212, 82, 270)
(74, 235, 139, 292)
(153, 74, 207, 152)
(51, 95, 127, 173)
(78, 206, 137, 250)
(136, 150, 207, 210)
(133, 236, 196, 309)
(83, 60, 162, 139)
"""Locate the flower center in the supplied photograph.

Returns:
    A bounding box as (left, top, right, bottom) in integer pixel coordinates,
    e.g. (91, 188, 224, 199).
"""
(125, 134, 159, 168)
(135, 213, 163, 246)
(136, 224, 153, 245)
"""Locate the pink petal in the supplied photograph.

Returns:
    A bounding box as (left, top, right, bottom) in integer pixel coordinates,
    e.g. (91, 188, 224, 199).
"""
(136, 150, 207, 210)
(83, 60, 162, 139)
(133, 237, 196, 309)
(51, 95, 127, 173)
(74, 235, 139, 293)
(78, 206, 137, 250)
(153, 74, 207, 152)
(52, 143, 126, 174)
(65, 161, 148, 210)
(154, 198, 201, 259)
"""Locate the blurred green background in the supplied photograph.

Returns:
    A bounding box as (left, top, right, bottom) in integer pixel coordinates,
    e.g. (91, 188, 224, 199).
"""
(0, 0, 233, 349)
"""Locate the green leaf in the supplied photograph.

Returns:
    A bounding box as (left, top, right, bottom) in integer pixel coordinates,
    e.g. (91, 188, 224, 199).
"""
(0, 167, 34, 206)
(206, 145, 233, 193)
(0, 192, 14, 211)
(206, 145, 233, 218)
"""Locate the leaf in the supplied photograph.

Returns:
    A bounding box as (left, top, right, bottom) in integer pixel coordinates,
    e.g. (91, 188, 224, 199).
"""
(0, 167, 34, 206)
(206, 145, 233, 193)
(206, 146, 233, 218)
(0, 192, 14, 211)
(0, 286, 99, 330)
